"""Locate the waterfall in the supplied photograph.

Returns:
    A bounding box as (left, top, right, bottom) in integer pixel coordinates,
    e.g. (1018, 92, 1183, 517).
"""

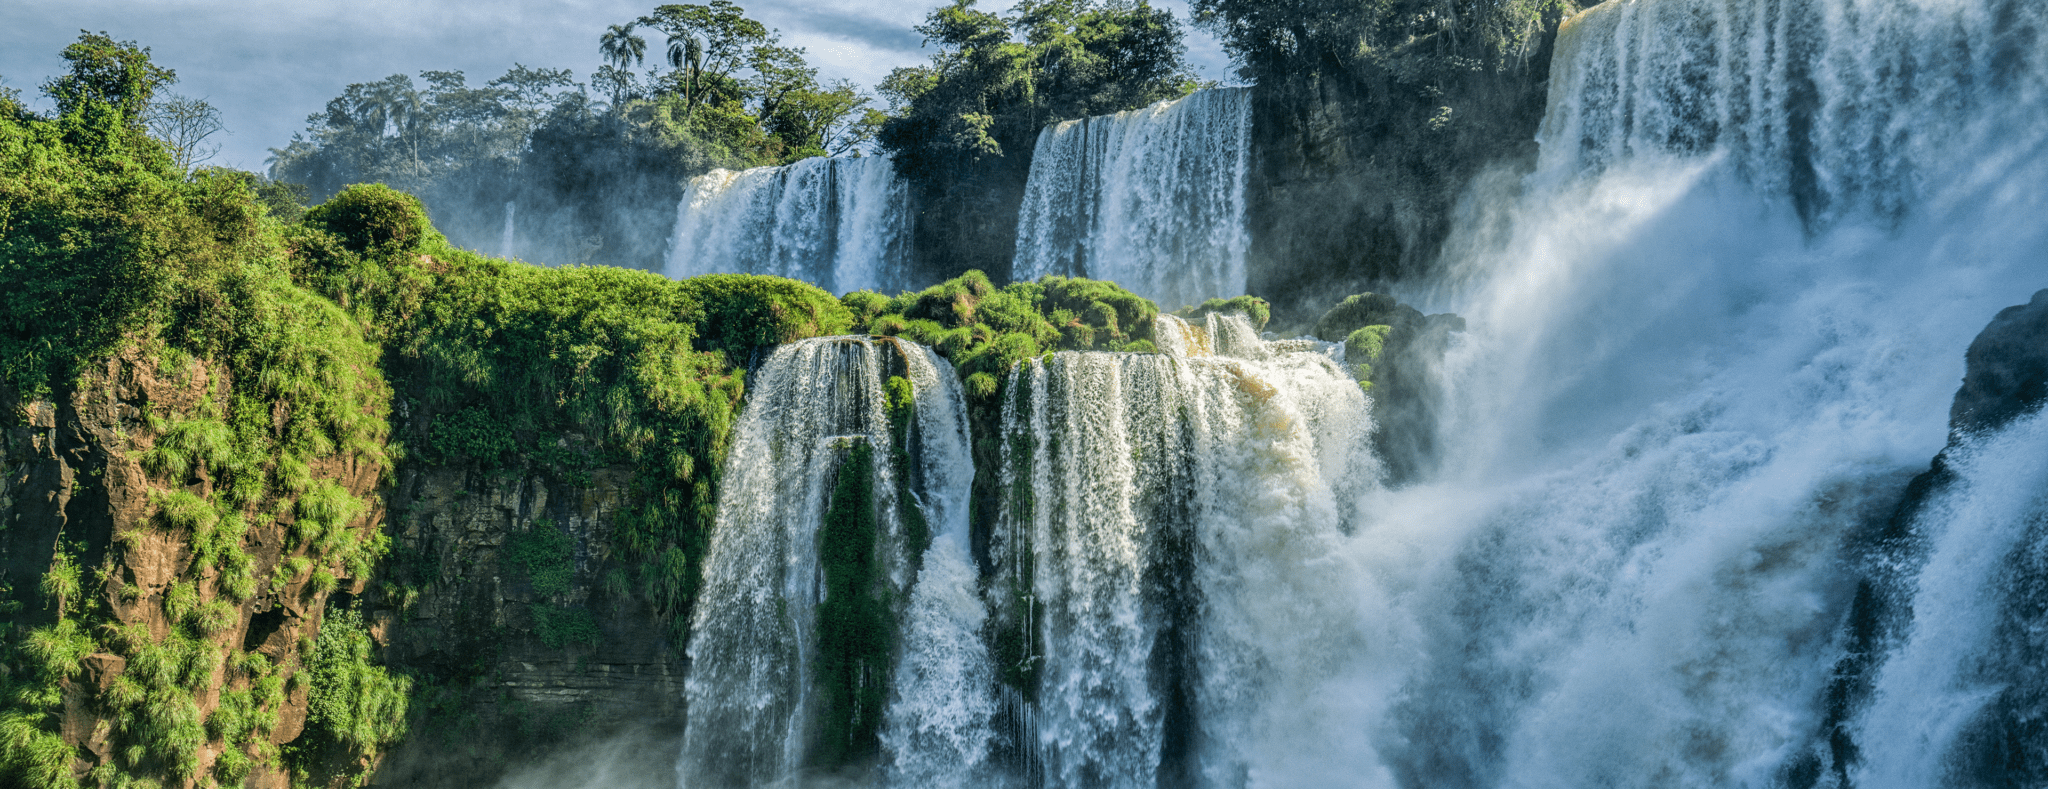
(1012, 88, 1252, 310)
(662, 0, 2048, 785)
(679, 336, 977, 787)
(664, 156, 913, 294)
(977, 312, 1378, 788)
(500, 201, 517, 259)
(1359, 0, 2048, 786)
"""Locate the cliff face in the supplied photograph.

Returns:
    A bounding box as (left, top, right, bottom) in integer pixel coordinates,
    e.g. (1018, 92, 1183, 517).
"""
(367, 466, 687, 787)
(2, 346, 389, 789)
(1802, 289, 2048, 788)
(1242, 30, 1566, 326)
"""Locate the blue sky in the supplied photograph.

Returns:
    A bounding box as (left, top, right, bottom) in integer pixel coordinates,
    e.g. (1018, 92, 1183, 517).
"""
(1, 0, 1232, 172)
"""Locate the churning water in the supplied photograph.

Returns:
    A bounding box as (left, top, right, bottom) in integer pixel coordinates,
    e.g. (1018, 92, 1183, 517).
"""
(666, 0, 2048, 786)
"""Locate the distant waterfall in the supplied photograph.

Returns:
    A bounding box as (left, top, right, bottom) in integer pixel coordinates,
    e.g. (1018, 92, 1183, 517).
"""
(974, 312, 1377, 788)
(665, 156, 913, 294)
(679, 336, 977, 787)
(1012, 88, 1252, 310)
(499, 201, 516, 259)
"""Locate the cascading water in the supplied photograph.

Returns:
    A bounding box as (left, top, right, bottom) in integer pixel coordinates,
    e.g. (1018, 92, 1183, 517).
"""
(680, 336, 976, 788)
(500, 201, 517, 259)
(665, 156, 913, 294)
(966, 312, 1378, 788)
(1011, 88, 1252, 310)
(664, 0, 2048, 785)
(1356, 0, 2048, 786)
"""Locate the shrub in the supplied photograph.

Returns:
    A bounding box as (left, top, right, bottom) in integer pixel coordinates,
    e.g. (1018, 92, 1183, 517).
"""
(300, 184, 438, 257)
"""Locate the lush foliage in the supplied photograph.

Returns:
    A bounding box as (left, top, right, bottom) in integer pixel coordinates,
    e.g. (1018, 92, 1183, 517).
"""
(854, 270, 1159, 400)
(293, 608, 411, 781)
(1193, 0, 1577, 83)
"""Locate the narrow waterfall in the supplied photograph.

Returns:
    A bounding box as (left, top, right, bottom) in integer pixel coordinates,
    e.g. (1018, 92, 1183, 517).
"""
(664, 156, 913, 295)
(679, 336, 977, 787)
(499, 201, 516, 259)
(1012, 88, 1252, 310)
(976, 312, 1378, 788)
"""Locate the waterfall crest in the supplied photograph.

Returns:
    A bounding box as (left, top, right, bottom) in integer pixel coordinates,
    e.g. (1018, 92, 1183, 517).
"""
(680, 336, 976, 787)
(665, 157, 913, 294)
(1012, 88, 1252, 310)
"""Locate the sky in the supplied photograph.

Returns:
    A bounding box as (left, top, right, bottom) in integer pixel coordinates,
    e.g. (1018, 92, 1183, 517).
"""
(0, 0, 1234, 172)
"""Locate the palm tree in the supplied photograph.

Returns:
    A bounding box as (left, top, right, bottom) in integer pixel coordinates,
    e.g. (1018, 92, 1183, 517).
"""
(667, 33, 705, 113)
(599, 23, 647, 106)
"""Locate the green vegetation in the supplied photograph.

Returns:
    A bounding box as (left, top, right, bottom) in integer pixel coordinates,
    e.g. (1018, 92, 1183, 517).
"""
(810, 439, 889, 768)
(2, 33, 404, 789)
(291, 608, 410, 784)
(506, 522, 603, 649)
(855, 270, 1158, 395)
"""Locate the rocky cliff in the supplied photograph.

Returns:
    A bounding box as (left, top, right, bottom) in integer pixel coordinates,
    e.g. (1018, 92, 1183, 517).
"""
(1, 344, 392, 789)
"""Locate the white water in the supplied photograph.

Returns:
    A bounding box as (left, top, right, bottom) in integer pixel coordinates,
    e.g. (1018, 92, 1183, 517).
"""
(879, 343, 997, 789)
(500, 201, 517, 260)
(1358, 0, 2048, 786)
(976, 313, 1378, 788)
(665, 157, 913, 295)
(680, 337, 971, 788)
(1012, 88, 1252, 310)
(1853, 408, 2048, 788)
(665, 0, 2048, 785)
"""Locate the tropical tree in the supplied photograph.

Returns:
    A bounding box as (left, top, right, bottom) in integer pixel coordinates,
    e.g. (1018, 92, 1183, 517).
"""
(600, 23, 648, 105)
(42, 30, 176, 122)
(638, 2, 769, 114)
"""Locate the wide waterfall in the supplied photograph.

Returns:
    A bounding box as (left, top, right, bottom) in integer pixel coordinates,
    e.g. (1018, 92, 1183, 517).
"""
(680, 336, 975, 788)
(664, 156, 913, 294)
(1011, 88, 1252, 310)
(663, 0, 2048, 786)
(1369, 0, 2048, 786)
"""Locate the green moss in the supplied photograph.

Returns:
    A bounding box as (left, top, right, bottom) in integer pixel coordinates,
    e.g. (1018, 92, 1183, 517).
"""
(506, 522, 575, 599)
(1346, 325, 1392, 364)
(884, 377, 931, 567)
(1177, 295, 1272, 331)
(529, 605, 601, 650)
(1313, 292, 1413, 342)
(810, 440, 891, 768)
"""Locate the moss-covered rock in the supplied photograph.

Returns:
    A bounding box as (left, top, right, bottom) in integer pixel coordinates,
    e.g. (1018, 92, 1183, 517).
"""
(1177, 295, 1272, 332)
(1312, 292, 1466, 483)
